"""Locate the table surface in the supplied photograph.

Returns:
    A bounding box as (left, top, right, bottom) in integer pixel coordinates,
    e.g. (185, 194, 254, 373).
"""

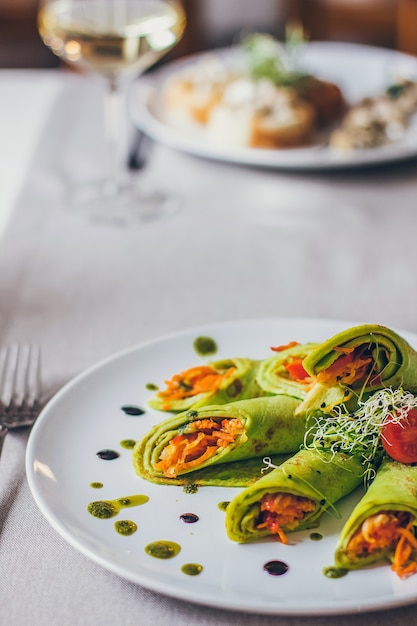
(1, 67, 417, 626)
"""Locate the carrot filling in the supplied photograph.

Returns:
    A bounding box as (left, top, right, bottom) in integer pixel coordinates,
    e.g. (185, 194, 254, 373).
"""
(256, 493, 316, 544)
(154, 417, 246, 478)
(283, 357, 314, 386)
(316, 346, 381, 387)
(157, 365, 236, 410)
(346, 511, 417, 578)
(270, 341, 300, 352)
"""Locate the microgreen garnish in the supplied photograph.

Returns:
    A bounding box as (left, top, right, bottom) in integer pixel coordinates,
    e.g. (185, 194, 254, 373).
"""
(242, 26, 308, 86)
(304, 388, 417, 483)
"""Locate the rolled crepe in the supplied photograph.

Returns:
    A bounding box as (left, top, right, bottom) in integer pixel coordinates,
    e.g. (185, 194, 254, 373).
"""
(135, 453, 293, 488)
(225, 448, 364, 543)
(148, 357, 264, 412)
(335, 458, 417, 577)
(134, 395, 305, 485)
(256, 342, 317, 399)
(296, 324, 417, 416)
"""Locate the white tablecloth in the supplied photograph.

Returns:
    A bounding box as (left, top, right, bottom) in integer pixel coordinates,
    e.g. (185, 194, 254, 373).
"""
(1, 68, 417, 626)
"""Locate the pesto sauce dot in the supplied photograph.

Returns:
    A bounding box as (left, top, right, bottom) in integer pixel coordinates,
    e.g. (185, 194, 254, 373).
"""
(183, 483, 198, 494)
(88, 500, 118, 519)
(193, 336, 217, 356)
(145, 541, 181, 559)
(323, 566, 348, 579)
(181, 563, 203, 576)
(310, 532, 323, 541)
(115, 520, 137, 536)
(120, 439, 136, 449)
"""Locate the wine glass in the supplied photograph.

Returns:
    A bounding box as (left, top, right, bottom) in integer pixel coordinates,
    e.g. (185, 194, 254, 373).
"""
(37, 0, 186, 224)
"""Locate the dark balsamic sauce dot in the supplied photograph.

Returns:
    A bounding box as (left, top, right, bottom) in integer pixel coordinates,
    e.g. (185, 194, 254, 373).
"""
(121, 405, 145, 416)
(179, 513, 199, 524)
(263, 560, 289, 576)
(96, 449, 120, 460)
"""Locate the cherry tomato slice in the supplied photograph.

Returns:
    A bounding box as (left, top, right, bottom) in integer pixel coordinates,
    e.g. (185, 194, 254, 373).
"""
(381, 408, 417, 464)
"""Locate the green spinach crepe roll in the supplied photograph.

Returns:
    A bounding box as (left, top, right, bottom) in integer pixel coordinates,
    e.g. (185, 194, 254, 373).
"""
(256, 341, 317, 399)
(135, 453, 293, 488)
(334, 458, 417, 578)
(296, 324, 417, 416)
(225, 448, 364, 543)
(148, 357, 264, 412)
(134, 395, 305, 485)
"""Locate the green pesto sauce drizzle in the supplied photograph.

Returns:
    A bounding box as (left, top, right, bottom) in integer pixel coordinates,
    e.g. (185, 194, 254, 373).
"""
(145, 540, 181, 559)
(87, 494, 149, 519)
(323, 566, 348, 579)
(90, 482, 104, 489)
(146, 383, 159, 391)
(183, 483, 198, 494)
(114, 520, 138, 536)
(218, 501, 230, 511)
(193, 336, 218, 356)
(181, 563, 203, 576)
(310, 532, 323, 541)
(120, 439, 136, 449)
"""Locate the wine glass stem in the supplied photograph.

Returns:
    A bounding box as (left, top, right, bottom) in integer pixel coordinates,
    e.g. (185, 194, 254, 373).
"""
(104, 78, 130, 193)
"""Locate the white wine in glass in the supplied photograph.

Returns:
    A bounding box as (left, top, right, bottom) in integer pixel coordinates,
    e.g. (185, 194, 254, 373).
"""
(38, 0, 186, 223)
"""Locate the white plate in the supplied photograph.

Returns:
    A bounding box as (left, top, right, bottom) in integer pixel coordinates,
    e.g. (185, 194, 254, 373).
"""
(26, 318, 417, 616)
(130, 42, 417, 170)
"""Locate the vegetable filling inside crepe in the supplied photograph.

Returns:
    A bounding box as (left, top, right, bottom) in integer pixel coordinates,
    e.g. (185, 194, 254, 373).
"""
(225, 448, 364, 544)
(148, 357, 262, 412)
(344, 510, 417, 578)
(256, 492, 316, 543)
(155, 416, 247, 477)
(255, 341, 317, 399)
(334, 458, 417, 578)
(134, 395, 305, 484)
(297, 324, 417, 416)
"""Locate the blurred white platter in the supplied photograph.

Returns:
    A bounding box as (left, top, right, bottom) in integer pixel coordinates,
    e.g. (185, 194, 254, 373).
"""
(131, 42, 417, 170)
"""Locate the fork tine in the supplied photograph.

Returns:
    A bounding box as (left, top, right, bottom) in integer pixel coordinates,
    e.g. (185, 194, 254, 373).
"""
(0, 345, 42, 416)
(24, 345, 41, 412)
(0, 346, 18, 412)
(0, 348, 8, 412)
(13, 345, 28, 411)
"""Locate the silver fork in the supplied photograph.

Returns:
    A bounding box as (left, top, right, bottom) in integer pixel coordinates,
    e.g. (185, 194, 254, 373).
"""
(0, 345, 42, 460)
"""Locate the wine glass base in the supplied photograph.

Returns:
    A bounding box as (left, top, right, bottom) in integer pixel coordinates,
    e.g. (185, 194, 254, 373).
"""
(68, 179, 180, 226)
